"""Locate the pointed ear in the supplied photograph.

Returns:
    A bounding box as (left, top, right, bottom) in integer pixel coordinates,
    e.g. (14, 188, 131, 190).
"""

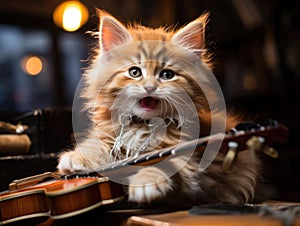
(171, 13, 208, 52)
(97, 10, 132, 53)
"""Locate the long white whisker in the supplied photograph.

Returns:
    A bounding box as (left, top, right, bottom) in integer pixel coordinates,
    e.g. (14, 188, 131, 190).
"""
(168, 93, 194, 109)
(163, 97, 178, 120)
(163, 98, 174, 118)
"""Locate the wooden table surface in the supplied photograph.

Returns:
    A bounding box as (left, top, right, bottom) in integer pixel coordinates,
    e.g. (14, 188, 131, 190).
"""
(126, 202, 300, 226)
(36, 201, 300, 226)
(126, 210, 300, 226)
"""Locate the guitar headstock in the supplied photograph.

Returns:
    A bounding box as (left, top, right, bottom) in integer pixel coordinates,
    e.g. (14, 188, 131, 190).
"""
(220, 120, 289, 171)
(228, 120, 288, 146)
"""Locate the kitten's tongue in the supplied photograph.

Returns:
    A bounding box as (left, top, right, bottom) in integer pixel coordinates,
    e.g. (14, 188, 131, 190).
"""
(139, 97, 158, 109)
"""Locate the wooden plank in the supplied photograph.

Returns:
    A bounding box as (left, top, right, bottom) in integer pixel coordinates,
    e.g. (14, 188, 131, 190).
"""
(126, 210, 300, 226)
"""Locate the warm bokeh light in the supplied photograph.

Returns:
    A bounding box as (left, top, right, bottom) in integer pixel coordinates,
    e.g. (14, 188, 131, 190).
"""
(53, 1, 89, 32)
(63, 4, 82, 32)
(21, 56, 43, 76)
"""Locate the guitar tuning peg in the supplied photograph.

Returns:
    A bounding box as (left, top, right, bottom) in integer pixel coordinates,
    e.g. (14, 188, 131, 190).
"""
(246, 136, 265, 152)
(222, 142, 238, 172)
(262, 147, 278, 158)
(246, 136, 279, 159)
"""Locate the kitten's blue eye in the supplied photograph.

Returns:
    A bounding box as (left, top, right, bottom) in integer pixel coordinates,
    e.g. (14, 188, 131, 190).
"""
(129, 67, 142, 78)
(159, 69, 175, 80)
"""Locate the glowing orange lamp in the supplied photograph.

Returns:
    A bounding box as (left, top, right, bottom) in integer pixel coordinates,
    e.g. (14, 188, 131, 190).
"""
(53, 1, 89, 32)
(21, 55, 43, 76)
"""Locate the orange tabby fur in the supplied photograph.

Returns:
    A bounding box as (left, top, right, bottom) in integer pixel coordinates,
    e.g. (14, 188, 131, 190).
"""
(57, 10, 260, 206)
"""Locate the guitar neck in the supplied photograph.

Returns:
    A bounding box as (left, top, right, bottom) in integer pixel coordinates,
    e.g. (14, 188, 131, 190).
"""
(68, 123, 287, 179)
(101, 133, 219, 169)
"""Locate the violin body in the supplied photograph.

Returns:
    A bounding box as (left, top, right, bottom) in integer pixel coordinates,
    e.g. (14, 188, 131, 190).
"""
(0, 175, 124, 225)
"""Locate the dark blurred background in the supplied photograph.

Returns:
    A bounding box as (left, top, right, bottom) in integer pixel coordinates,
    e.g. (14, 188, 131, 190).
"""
(0, 0, 299, 202)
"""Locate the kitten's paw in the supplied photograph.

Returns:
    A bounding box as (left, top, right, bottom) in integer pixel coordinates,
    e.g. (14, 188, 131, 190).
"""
(57, 151, 89, 174)
(128, 167, 172, 204)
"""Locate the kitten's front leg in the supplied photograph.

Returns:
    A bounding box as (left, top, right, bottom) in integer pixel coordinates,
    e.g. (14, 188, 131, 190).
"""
(128, 167, 173, 204)
(57, 133, 110, 174)
(58, 148, 96, 174)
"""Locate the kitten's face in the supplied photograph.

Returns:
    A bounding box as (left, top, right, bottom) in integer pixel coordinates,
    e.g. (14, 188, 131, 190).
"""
(101, 41, 208, 125)
(111, 61, 187, 120)
(108, 47, 191, 118)
(86, 11, 211, 125)
(121, 64, 176, 120)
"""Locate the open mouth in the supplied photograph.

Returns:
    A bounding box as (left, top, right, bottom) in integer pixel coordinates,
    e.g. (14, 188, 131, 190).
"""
(139, 97, 159, 109)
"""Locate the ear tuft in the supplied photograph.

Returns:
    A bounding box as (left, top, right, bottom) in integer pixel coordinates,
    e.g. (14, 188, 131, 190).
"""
(171, 13, 209, 52)
(97, 10, 132, 54)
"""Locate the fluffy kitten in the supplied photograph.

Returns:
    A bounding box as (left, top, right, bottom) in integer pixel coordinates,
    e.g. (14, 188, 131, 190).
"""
(57, 10, 260, 206)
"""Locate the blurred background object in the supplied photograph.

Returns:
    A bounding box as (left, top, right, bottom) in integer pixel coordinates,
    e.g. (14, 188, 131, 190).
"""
(0, 0, 299, 201)
(53, 0, 89, 32)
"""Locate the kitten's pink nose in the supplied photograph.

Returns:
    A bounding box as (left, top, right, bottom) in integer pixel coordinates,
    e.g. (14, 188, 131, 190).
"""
(144, 85, 157, 94)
